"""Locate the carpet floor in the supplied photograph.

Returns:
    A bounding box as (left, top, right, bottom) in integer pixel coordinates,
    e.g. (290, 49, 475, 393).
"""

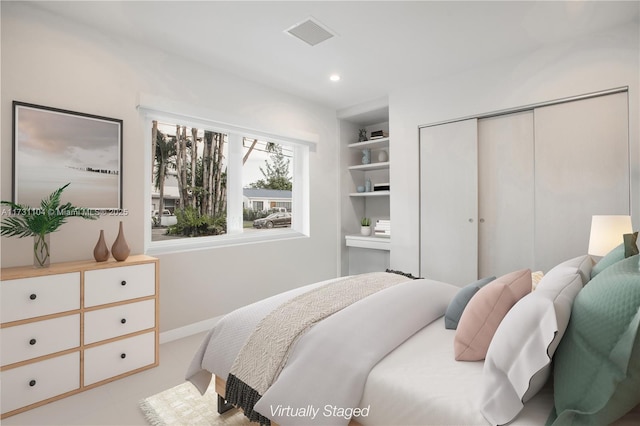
(139, 381, 250, 426)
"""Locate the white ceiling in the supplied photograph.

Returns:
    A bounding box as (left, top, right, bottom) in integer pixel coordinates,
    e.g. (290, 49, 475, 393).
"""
(29, 1, 640, 113)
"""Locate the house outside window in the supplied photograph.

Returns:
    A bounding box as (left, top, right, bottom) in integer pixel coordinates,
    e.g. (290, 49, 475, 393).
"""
(243, 188, 292, 212)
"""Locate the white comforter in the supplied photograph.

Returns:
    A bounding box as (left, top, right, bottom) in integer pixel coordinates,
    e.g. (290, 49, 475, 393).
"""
(186, 275, 459, 425)
(357, 319, 554, 425)
(358, 319, 640, 426)
(186, 277, 339, 393)
(186, 273, 640, 426)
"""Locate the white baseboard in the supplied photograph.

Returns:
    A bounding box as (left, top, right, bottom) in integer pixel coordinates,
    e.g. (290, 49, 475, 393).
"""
(159, 316, 222, 344)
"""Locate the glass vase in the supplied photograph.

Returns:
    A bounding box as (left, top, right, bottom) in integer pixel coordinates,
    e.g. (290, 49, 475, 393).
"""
(33, 233, 50, 268)
(362, 149, 371, 165)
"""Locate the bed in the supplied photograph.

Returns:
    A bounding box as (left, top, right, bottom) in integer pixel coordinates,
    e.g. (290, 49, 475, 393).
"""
(186, 250, 640, 426)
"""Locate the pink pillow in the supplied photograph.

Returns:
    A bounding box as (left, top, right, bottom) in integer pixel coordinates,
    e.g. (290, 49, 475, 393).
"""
(454, 269, 531, 361)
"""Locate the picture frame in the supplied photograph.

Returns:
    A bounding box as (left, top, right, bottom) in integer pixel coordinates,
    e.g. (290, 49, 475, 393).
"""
(12, 101, 123, 210)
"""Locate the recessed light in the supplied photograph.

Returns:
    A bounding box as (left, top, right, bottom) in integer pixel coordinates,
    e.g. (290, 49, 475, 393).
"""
(330, 74, 341, 82)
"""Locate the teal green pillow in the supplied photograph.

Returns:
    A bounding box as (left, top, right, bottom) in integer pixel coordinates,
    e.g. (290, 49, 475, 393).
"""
(591, 243, 625, 279)
(549, 254, 640, 425)
(444, 276, 495, 329)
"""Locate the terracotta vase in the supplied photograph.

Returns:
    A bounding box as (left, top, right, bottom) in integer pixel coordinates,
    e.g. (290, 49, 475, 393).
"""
(111, 221, 130, 261)
(93, 230, 110, 262)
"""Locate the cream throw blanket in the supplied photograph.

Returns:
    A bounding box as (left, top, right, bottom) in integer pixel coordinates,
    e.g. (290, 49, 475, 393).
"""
(225, 272, 412, 424)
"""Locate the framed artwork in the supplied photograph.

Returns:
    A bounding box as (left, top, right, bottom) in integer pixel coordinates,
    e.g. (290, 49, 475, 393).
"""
(12, 101, 123, 210)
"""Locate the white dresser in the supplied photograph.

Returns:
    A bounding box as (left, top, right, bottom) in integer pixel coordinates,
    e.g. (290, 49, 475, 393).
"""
(0, 255, 159, 418)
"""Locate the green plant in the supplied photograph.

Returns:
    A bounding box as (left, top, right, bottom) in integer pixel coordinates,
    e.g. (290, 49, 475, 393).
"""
(1, 183, 97, 266)
(361, 217, 371, 227)
(167, 206, 226, 237)
(207, 214, 227, 235)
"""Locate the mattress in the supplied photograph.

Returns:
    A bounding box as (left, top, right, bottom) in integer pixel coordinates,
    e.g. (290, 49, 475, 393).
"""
(356, 317, 554, 426)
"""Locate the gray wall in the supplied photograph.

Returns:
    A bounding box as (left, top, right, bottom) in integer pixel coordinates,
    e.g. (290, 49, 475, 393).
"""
(389, 22, 640, 276)
(1, 3, 340, 332)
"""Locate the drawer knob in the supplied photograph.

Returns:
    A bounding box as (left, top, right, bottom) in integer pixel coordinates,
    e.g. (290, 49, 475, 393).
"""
(29, 338, 37, 345)
(120, 318, 127, 324)
(29, 380, 36, 387)
(29, 293, 37, 300)
(121, 280, 127, 286)
(120, 353, 127, 359)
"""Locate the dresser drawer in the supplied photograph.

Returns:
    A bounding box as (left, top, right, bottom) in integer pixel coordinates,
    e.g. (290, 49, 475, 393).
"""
(84, 299, 155, 345)
(84, 263, 155, 307)
(1, 273, 80, 324)
(83, 332, 155, 386)
(0, 352, 80, 415)
(0, 314, 80, 367)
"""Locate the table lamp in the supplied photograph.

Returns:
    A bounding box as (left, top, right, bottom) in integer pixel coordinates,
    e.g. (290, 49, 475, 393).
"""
(588, 215, 633, 257)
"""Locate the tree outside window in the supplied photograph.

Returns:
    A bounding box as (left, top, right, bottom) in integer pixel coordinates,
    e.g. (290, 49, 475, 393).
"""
(151, 121, 294, 241)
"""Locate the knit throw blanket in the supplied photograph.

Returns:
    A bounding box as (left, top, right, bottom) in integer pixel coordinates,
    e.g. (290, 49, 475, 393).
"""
(225, 272, 412, 425)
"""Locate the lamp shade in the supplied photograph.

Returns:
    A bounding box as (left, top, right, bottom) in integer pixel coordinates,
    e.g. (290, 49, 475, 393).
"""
(588, 215, 633, 256)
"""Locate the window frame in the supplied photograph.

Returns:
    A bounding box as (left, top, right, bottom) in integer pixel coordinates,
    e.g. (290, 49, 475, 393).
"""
(140, 106, 313, 255)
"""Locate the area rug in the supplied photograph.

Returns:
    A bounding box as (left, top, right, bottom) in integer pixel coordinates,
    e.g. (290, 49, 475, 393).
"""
(139, 381, 250, 425)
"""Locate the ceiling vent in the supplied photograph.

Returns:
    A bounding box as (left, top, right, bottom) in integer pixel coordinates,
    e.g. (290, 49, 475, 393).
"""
(285, 17, 336, 46)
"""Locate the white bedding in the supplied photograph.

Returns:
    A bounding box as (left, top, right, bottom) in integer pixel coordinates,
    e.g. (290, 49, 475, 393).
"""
(254, 279, 458, 425)
(186, 278, 334, 393)
(187, 276, 461, 425)
(356, 318, 554, 426)
(186, 274, 640, 426)
(357, 317, 640, 426)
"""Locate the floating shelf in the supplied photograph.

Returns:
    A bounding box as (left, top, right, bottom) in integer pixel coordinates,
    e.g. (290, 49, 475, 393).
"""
(348, 162, 389, 172)
(348, 137, 389, 150)
(345, 235, 391, 251)
(349, 190, 390, 197)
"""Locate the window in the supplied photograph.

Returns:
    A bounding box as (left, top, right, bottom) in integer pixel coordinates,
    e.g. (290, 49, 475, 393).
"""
(150, 122, 228, 241)
(142, 108, 311, 252)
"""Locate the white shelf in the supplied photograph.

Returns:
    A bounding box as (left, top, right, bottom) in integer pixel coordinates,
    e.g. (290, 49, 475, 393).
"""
(349, 190, 390, 197)
(348, 161, 389, 172)
(345, 235, 391, 251)
(348, 137, 389, 150)
(340, 117, 391, 271)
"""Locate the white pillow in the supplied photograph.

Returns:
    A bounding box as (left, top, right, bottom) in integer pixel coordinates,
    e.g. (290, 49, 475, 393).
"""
(480, 269, 583, 425)
(543, 254, 593, 285)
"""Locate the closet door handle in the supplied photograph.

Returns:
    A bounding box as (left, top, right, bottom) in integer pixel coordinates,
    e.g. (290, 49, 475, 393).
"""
(468, 218, 474, 223)
(479, 218, 485, 223)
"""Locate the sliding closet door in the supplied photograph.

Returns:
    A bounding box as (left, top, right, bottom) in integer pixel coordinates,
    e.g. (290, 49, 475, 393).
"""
(478, 111, 535, 278)
(420, 119, 478, 285)
(534, 92, 629, 272)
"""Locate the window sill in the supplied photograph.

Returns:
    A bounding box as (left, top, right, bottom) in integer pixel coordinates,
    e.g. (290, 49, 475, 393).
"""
(145, 228, 308, 255)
